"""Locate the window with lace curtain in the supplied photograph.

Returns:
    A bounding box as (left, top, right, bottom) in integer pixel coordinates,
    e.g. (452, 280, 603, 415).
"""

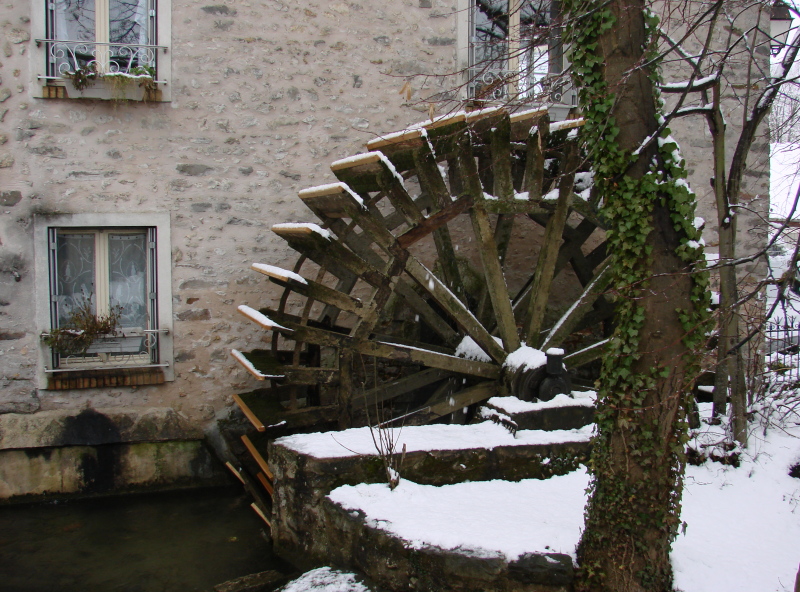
(35, 214, 174, 389)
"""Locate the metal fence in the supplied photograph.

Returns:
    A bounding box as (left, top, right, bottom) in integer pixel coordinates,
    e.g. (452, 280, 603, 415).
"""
(765, 317, 800, 384)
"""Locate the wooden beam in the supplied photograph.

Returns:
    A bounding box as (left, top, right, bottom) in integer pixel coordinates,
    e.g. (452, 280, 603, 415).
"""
(241, 434, 273, 479)
(225, 461, 246, 485)
(233, 394, 266, 431)
(564, 339, 609, 368)
(392, 381, 500, 426)
(456, 131, 521, 353)
(541, 257, 613, 351)
(351, 367, 452, 411)
(523, 113, 548, 200)
(523, 138, 580, 347)
(263, 316, 501, 379)
(250, 503, 272, 528)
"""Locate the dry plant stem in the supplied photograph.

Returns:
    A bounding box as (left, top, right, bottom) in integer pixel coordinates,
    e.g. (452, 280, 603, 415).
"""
(364, 394, 406, 490)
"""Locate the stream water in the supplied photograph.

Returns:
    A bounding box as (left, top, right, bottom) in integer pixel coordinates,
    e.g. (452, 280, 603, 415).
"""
(0, 487, 290, 592)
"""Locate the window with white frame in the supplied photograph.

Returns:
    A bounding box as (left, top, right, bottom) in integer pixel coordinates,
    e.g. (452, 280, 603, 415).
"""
(32, 0, 171, 99)
(35, 213, 174, 388)
(49, 228, 159, 369)
(467, 0, 570, 104)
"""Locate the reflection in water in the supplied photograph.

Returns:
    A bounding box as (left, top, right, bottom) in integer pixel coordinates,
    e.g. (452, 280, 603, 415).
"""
(0, 487, 288, 592)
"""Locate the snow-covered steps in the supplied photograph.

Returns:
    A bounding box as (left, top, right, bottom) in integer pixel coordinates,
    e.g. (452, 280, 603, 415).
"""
(481, 392, 596, 432)
(268, 421, 591, 579)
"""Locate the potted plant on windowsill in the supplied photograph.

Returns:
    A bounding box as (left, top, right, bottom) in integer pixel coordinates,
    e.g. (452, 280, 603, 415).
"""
(42, 299, 124, 357)
(64, 64, 160, 102)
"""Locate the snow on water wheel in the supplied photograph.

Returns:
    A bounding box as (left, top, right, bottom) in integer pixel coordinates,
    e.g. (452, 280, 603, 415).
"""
(232, 107, 613, 434)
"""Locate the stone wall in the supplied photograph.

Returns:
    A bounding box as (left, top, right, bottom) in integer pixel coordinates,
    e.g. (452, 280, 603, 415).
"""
(0, 407, 228, 501)
(0, 0, 771, 491)
(0, 0, 457, 442)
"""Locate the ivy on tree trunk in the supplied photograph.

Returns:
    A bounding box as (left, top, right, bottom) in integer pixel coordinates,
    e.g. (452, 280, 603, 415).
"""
(562, 1, 711, 590)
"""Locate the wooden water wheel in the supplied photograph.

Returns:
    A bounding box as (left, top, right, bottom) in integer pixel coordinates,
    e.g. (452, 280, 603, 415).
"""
(231, 107, 613, 438)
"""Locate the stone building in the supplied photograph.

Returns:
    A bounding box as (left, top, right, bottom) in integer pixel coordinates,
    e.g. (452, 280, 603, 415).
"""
(0, 0, 770, 500)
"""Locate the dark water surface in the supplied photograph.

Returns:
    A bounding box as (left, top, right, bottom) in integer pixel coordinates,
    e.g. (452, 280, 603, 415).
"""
(0, 487, 286, 592)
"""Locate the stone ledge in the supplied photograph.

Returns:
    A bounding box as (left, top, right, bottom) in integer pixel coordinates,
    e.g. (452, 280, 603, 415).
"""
(320, 499, 573, 592)
(269, 427, 590, 577)
(0, 407, 203, 450)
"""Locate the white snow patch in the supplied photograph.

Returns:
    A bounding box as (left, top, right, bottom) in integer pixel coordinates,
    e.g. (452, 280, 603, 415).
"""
(455, 335, 503, 363)
(318, 406, 800, 592)
(486, 391, 596, 414)
(503, 345, 547, 372)
(298, 182, 365, 208)
(549, 118, 584, 132)
(376, 151, 405, 188)
(275, 422, 593, 459)
(328, 471, 589, 561)
(279, 567, 371, 592)
(251, 263, 308, 284)
(237, 304, 289, 330)
(543, 188, 560, 201)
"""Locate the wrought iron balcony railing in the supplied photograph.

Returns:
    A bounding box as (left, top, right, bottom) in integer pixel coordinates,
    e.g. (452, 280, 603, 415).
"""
(35, 39, 168, 82)
(467, 67, 572, 105)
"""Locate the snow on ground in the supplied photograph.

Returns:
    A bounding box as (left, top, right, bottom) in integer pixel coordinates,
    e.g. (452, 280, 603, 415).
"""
(274, 421, 592, 459)
(673, 426, 800, 592)
(314, 404, 800, 592)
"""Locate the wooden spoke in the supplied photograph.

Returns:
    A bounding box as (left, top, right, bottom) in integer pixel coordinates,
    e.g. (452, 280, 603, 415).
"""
(252, 263, 365, 316)
(523, 112, 548, 200)
(388, 381, 500, 426)
(259, 309, 500, 379)
(456, 130, 521, 353)
(541, 257, 613, 351)
(233, 110, 612, 437)
(351, 368, 453, 411)
(523, 137, 581, 347)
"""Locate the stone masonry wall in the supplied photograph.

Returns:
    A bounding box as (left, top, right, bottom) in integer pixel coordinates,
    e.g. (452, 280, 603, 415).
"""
(0, 0, 457, 431)
(0, 1, 770, 445)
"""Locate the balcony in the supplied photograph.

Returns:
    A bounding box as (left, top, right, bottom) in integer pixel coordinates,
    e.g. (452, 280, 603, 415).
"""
(35, 39, 168, 100)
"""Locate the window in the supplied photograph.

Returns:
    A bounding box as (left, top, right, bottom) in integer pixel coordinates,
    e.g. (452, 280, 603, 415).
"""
(34, 213, 174, 389)
(32, 0, 171, 100)
(460, 0, 574, 107)
(49, 228, 158, 368)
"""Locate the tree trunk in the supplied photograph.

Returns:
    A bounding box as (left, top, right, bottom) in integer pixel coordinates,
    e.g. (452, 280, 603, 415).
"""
(567, 2, 706, 590)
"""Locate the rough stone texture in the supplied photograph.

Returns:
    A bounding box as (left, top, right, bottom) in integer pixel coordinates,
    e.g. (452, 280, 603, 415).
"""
(269, 436, 589, 578)
(0, 407, 203, 450)
(323, 500, 573, 592)
(0, 0, 769, 492)
(0, 0, 457, 447)
(0, 439, 227, 502)
(0, 191, 23, 206)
